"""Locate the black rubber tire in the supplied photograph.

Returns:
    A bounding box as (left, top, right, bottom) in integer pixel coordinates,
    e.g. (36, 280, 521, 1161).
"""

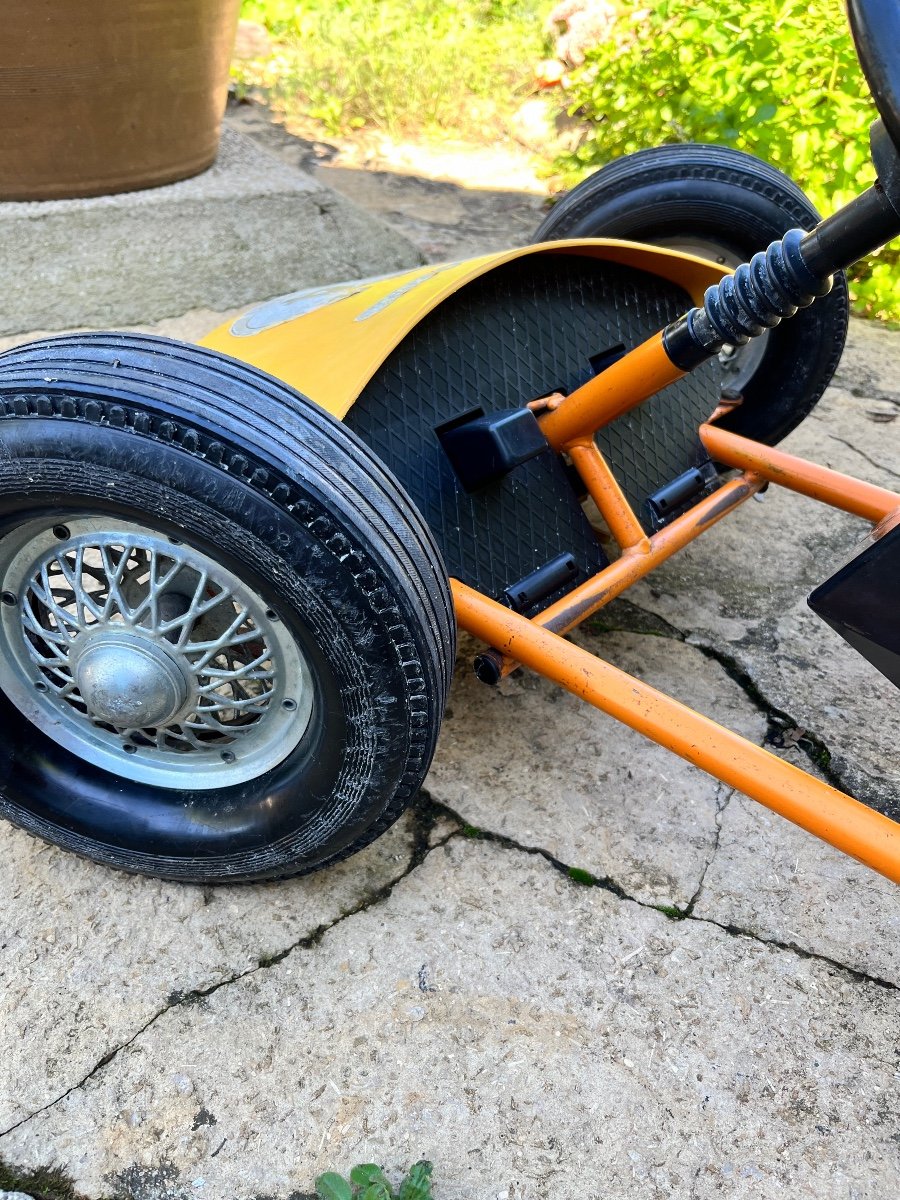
(0, 334, 454, 883)
(534, 144, 851, 446)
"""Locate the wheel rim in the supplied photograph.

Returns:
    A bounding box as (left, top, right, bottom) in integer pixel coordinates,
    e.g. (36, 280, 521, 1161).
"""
(0, 516, 314, 789)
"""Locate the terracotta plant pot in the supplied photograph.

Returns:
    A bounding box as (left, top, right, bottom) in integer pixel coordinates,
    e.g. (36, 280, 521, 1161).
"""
(0, 0, 241, 201)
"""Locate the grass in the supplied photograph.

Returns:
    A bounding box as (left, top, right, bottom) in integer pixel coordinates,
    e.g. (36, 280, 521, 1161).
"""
(234, 0, 549, 141)
(0, 1157, 84, 1200)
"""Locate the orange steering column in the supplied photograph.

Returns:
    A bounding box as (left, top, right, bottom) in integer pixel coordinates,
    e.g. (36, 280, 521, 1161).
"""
(539, 332, 684, 449)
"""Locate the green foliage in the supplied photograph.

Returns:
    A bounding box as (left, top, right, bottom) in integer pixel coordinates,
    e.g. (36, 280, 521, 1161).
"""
(315, 1162, 434, 1200)
(316, 1173, 355, 1200)
(558, 0, 900, 321)
(397, 1161, 435, 1200)
(0, 1156, 83, 1200)
(235, 0, 547, 139)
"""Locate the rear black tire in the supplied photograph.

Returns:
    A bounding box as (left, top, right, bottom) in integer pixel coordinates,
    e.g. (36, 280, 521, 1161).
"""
(534, 144, 850, 445)
(0, 334, 454, 883)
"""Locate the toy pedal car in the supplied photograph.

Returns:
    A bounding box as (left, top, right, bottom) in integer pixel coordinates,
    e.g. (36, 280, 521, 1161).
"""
(0, 0, 897, 887)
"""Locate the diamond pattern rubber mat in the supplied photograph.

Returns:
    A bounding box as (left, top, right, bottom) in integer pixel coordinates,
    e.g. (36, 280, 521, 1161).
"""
(346, 254, 721, 611)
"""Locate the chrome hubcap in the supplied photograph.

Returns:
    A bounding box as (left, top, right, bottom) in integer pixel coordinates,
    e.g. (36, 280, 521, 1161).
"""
(0, 517, 314, 789)
(72, 631, 189, 728)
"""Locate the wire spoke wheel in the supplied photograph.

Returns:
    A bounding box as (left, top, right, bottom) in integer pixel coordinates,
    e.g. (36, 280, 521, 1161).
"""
(0, 517, 312, 788)
(0, 334, 454, 882)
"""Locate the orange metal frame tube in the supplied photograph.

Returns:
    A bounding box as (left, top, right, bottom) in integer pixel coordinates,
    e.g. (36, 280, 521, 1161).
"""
(481, 472, 763, 680)
(568, 439, 651, 555)
(700, 423, 900, 523)
(452, 579, 900, 886)
(463, 325, 900, 882)
(538, 472, 763, 636)
(539, 332, 684, 450)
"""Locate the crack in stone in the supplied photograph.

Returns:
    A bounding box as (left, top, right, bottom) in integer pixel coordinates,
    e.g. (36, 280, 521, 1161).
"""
(590, 597, 865, 803)
(0, 1003, 173, 1142)
(684, 783, 732, 917)
(0, 807, 455, 1144)
(584, 598, 685, 642)
(687, 914, 898, 992)
(821, 431, 900, 481)
(688, 639, 855, 794)
(425, 797, 899, 993)
(2, 789, 895, 1161)
(836, 381, 900, 407)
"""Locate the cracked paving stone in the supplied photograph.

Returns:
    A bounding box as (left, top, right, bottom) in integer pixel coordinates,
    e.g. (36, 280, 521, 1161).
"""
(428, 630, 765, 910)
(603, 328, 900, 990)
(1, 838, 898, 1200)
(626, 372, 899, 812)
(693, 783, 900, 988)
(0, 814, 418, 1132)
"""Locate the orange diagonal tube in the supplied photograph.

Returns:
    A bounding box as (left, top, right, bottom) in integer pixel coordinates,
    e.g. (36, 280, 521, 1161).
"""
(568, 439, 651, 554)
(452, 578, 900, 885)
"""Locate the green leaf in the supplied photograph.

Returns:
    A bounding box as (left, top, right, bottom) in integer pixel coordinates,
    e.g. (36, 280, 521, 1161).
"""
(397, 1161, 434, 1200)
(315, 1173, 353, 1200)
(359, 1186, 393, 1200)
(350, 1165, 391, 1188)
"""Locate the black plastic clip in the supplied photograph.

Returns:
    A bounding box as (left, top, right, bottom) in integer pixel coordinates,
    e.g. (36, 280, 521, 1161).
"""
(437, 407, 548, 492)
(647, 462, 719, 527)
(504, 552, 579, 612)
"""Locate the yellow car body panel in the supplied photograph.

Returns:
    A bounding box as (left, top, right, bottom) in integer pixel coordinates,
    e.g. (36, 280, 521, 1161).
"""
(199, 239, 727, 420)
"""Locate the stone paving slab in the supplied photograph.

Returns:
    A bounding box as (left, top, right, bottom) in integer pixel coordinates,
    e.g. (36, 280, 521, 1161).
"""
(2, 840, 898, 1200)
(0, 127, 419, 335)
(1, 113, 899, 1199)
(429, 632, 765, 910)
(223, 103, 548, 263)
(693, 788, 900, 987)
(0, 817, 417, 1134)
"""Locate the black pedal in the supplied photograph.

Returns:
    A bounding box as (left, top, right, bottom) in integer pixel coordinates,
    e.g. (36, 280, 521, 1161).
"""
(437, 406, 548, 492)
(808, 522, 900, 689)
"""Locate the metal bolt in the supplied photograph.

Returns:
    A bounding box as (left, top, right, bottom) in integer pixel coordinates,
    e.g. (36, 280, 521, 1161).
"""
(221, 750, 236, 763)
(282, 698, 297, 711)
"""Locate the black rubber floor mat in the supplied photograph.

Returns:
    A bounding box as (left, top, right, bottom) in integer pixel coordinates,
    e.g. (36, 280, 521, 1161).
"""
(346, 254, 721, 609)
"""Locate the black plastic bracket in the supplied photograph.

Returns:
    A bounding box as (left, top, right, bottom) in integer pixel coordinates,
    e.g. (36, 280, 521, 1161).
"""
(647, 462, 719, 527)
(505, 552, 579, 612)
(437, 406, 549, 492)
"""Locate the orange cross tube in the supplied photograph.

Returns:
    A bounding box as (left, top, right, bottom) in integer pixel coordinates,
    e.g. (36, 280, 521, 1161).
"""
(700, 423, 900, 523)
